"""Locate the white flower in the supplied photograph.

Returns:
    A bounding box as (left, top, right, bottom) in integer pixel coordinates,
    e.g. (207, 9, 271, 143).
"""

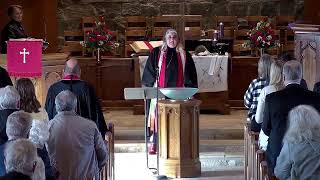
(266, 23, 270, 27)
(267, 35, 272, 40)
(98, 41, 104, 46)
(257, 22, 261, 28)
(257, 36, 262, 41)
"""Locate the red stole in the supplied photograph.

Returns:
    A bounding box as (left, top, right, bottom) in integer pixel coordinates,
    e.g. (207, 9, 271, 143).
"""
(158, 50, 184, 87)
(62, 75, 80, 80)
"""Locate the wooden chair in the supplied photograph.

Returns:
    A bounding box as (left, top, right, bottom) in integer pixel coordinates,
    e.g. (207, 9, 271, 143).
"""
(233, 29, 251, 56)
(183, 15, 202, 39)
(151, 16, 177, 40)
(245, 16, 269, 28)
(282, 29, 295, 54)
(63, 30, 84, 56)
(99, 122, 115, 180)
(214, 16, 237, 30)
(125, 16, 148, 57)
(273, 16, 295, 30)
(82, 16, 96, 33)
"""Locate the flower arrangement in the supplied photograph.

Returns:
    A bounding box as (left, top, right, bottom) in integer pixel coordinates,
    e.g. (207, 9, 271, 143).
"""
(81, 16, 119, 54)
(243, 20, 279, 50)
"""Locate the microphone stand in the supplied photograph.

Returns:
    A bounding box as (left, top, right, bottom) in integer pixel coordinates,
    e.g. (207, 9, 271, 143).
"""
(154, 67, 167, 180)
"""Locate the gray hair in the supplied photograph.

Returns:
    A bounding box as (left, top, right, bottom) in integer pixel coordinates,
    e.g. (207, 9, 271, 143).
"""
(55, 90, 77, 112)
(6, 111, 32, 140)
(0, 86, 20, 110)
(64, 58, 81, 76)
(4, 139, 38, 176)
(29, 120, 49, 148)
(161, 28, 183, 52)
(284, 105, 320, 144)
(269, 60, 284, 90)
(32, 157, 45, 180)
(258, 54, 274, 81)
(283, 60, 302, 83)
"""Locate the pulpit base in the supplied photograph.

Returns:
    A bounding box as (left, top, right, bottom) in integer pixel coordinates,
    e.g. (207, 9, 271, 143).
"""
(159, 159, 201, 178)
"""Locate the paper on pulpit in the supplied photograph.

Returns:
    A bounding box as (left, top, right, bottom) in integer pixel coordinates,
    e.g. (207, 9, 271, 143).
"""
(130, 41, 163, 53)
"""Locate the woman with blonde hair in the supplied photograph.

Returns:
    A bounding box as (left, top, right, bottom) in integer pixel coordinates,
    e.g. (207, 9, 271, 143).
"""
(275, 105, 320, 179)
(255, 60, 284, 150)
(244, 54, 274, 132)
(142, 29, 198, 154)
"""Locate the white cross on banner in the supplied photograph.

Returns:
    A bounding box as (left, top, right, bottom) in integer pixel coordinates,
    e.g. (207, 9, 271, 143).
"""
(6, 39, 43, 77)
(19, 48, 30, 64)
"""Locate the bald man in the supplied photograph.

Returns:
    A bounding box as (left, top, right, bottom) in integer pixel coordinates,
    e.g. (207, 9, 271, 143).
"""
(45, 57, 107, 136)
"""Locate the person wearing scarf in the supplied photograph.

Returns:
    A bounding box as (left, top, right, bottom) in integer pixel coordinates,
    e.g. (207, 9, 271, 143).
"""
(142, 29, 198, 154)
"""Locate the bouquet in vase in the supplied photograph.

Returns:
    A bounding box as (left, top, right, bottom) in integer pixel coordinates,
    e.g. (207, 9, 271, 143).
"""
(242, 20, 279, 51)
(81, 16, 119, 55)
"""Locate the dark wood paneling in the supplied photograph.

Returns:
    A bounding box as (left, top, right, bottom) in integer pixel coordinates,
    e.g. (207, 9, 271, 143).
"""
(78, 57, 136, 108)
(228, 56, 259, 106)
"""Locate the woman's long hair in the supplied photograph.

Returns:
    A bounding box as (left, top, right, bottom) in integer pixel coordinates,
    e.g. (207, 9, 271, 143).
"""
(284, 105, 320, 144)
(258, 54, 274, 81)
(269, 60, 284, 91)
(15, 78, 41, 113)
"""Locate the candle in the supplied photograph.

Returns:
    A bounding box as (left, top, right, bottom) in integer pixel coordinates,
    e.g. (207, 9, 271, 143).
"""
(219, 22, 224, 39)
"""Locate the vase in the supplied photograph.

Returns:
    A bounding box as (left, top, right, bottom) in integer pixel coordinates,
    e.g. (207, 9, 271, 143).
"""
(259, 48, 265, 57)
(96, 48, 102, 63)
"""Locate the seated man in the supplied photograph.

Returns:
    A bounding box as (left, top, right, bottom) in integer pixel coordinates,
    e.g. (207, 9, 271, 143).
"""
(45, 57, 107, 136)
(262, 60, 320, 174)
(1, 139, 38, 180)
(47, 90, 107, 180)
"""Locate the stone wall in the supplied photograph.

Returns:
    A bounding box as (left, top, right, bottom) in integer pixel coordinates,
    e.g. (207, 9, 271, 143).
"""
(57, 0, 304, 51)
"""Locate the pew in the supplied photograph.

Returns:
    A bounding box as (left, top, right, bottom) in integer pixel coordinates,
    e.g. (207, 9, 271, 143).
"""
(99, 122, 115, 180)
(244, 121, 278, 180)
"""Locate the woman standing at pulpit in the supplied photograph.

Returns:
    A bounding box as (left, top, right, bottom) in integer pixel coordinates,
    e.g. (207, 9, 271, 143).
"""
(1, 5, 27, 54)
(142, 28, 198, 154)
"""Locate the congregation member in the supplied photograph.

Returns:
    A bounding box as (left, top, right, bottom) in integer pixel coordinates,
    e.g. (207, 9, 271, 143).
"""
(16, 78, 49, 121)
(45, 57, 107, 136)
(142, 28, 198, 154)
(255, 60, 284, 150)
(32, 157, 45, 180)
(278, 52, 308, 89)
(0, 86, 20, 175)
(47, 90, 107, 180)
(0, 139, 38, 180)
(0, 67, 12, 88)
(262, 60, 320, 174)
(275, 105, 320, 179)
(29, 120, 56, 180)
(0, 5, 27, 54)
(244, 54, 274, 132)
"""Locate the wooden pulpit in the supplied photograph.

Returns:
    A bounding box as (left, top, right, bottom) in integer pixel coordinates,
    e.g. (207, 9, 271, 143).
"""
(158, 99, 201, 178)
(292, 24, 320, 90)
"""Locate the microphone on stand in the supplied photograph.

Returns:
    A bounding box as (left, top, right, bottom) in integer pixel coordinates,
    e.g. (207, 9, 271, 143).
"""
(154, 62, 168, 180)
(42, 16, 49, 51)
